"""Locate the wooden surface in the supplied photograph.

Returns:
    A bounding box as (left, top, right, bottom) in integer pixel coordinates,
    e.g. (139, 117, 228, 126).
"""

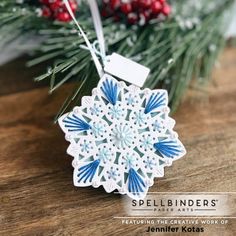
(0, 49, 236, 236)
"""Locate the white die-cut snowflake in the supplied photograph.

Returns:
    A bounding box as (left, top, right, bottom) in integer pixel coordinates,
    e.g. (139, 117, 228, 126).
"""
(59, 74, 186, 200)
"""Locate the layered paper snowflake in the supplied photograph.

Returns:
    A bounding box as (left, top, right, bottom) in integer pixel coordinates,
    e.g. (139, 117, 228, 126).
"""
(59, 74, 186, 199)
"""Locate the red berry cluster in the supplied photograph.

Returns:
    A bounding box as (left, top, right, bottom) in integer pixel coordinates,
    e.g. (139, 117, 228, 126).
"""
(102, 0, 171, 25)
(39, 0, 78, 22)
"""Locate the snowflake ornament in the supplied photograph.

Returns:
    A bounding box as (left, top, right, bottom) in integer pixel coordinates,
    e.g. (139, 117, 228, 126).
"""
(59, 74, 186, 200)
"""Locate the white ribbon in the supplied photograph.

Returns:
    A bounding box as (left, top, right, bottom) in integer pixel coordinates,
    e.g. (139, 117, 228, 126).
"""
(87, 0, 106, 60)
(63, 0, 104, 78)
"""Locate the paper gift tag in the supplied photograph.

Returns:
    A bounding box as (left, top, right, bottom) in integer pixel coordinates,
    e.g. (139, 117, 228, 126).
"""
(104, 53, 150, 88)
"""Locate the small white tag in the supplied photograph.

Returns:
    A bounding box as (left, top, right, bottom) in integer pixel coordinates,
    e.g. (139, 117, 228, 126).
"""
(104, 53, 150, 87)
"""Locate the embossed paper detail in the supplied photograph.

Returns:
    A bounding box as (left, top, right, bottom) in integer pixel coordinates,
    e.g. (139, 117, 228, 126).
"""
(59, 74, 186, 200)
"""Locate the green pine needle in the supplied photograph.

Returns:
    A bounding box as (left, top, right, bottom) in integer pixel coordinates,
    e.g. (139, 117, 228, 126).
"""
(0, 0, 234, 118)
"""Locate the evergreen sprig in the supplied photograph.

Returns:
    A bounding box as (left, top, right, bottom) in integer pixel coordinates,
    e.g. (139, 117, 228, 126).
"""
(0, 0, 234, 120)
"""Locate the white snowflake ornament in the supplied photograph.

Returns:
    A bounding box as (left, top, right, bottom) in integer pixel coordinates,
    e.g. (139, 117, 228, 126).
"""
(59, 74, 186, 200)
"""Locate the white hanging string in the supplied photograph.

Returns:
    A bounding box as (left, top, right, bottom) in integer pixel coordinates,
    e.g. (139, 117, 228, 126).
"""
(63, 0, 104, 78)
(87, 0, 106, 60)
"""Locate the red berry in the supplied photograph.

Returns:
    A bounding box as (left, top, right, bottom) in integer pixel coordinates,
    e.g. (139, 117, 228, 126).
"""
(110, 0, 121, 10)
(139, 0, 152, 9)
(151, 1, 162, 14)
(131, 0, 139, 10)
(61, 0, 77, 12)
(141, 10, 151, 21)
(162, 4, 171, 16)
(50, 2, 63, 12)
(56, 12, 71, 22)
(127, 13, 138, 24)
(69, 0, 78, 12)
(40, 0, 50, 4)
(101, 7, 111, 17)
(42, 6, 51, 18)
(113, 14, 121, 22)
(102, 0, 171, 24)
(120, 3, 132, 14)
(139, 11, 151, 25)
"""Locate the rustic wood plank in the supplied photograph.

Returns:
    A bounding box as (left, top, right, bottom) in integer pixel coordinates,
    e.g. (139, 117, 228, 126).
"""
(0, 48, 235, 236)
(0, 56, 49, 96)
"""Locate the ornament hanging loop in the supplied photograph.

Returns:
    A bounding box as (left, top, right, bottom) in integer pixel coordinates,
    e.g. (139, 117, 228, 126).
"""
(87, 0, 106, 60)
(63, 0, 104, 78)
(64, 0, 150, 87)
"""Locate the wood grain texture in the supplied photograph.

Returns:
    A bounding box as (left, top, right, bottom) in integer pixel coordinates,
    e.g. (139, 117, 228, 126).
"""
(0, 48, 236, 236)
(0, 56, 49, 96)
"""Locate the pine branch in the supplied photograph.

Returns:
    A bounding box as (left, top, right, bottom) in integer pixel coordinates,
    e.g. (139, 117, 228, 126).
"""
(0, 0, 234, 118)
